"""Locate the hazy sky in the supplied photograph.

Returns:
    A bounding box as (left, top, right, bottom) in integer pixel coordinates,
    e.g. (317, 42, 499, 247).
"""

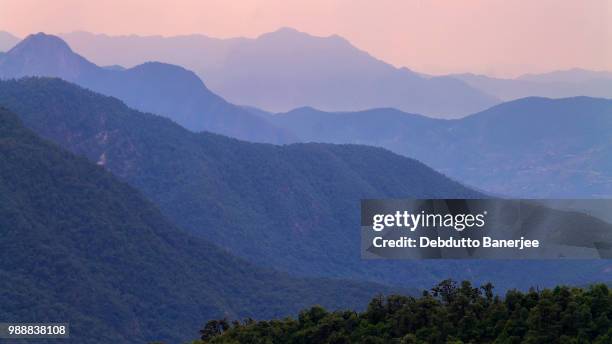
(1, 0, 610, 77)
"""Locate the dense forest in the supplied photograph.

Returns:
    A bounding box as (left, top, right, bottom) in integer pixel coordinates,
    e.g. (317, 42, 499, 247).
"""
(0, 107, 401, 343)
(191, 280, 612, 344)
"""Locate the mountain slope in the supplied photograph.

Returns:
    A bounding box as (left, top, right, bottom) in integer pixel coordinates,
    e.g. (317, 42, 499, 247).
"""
(0, 106, 401, 343)
(2, 78, 611, 291)
(0, 33, 291, 143)
(271, 97, 612, 198)
(60, 28, 499, 117)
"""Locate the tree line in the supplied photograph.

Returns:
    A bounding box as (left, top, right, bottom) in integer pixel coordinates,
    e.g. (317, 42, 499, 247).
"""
(190, 279, 612, 344)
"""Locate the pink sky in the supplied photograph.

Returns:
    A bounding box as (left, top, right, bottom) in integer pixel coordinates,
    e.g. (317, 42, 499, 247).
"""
(1, 0, 610, 77)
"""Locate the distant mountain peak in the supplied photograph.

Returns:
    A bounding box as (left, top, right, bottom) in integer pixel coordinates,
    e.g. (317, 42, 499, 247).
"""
(0, 32, 96, 80)
(123, 61, 210, 91)
(10, 32, 73, 54)
(257, 27, 350, 44)
(264, 26, 303, 35)
(256, 27, 312, 41)
(133, 60, 192, 73)
(275, 26, 301, 33)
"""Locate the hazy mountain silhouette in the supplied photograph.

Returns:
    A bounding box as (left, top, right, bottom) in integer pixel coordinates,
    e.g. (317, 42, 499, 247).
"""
(0, 33, 99, 79)
(0, 33, 292, 143)
(0, 31, 18, 51)
(0, 105, 400, 344)
(2, 78, 612, 291)
(60, 28, 499, 117)
(271, 97, 612, 197)
(453, 70, 612, 101)
(518, 68, 612, 83)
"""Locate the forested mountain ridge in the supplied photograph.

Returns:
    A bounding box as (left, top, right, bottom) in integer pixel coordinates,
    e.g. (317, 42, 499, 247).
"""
(2, 78, 612, 291)
(0, 32, 291, 143)
(271, 97, 612, 197)
(0, 106, 403, 344)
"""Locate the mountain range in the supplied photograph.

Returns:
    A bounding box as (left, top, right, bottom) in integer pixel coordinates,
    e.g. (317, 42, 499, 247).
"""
(0, 105, 402, 343)
(2, 77, 611, 293)
(0, 33, 291, 143)
(4, 30, 611, 120)
(518, 69, 612, 83)
(59, 29, 612, 116)
(269, 97, 612, 198)
(3, 27, 612, 343)
(58, 28, 499, 117)
(452, 70, 612, 101)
